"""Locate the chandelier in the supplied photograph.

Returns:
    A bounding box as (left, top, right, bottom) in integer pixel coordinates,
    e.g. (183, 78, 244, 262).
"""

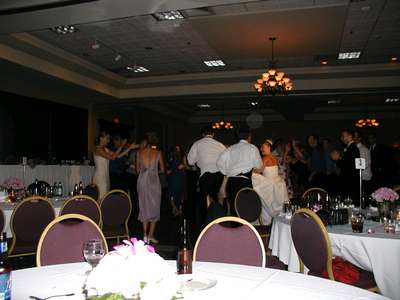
(355, 118, 379, 128)
(254, 37, 293, 96)
(212, 120, 234, 130)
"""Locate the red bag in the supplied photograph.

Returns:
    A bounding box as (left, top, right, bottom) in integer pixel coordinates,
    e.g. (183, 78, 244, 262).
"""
(322, 257, 360, 284)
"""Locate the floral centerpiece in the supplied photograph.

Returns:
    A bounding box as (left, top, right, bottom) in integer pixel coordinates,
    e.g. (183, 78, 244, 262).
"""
(1, 177, 26, 202)
(85, 238, 181, 300)
(372, 187, 399, 219)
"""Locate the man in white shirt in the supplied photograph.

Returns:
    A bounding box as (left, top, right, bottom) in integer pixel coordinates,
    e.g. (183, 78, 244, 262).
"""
(354, 131, 372, 193)
(217, 126, 263, 215)
(187, 126, 226, 226)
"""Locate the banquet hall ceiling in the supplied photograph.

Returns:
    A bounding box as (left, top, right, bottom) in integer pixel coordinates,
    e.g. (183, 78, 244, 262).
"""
(0, 0, 399, 121)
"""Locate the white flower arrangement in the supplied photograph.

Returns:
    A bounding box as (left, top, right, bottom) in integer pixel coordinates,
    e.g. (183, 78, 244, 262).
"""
(85, 238, 180, 300)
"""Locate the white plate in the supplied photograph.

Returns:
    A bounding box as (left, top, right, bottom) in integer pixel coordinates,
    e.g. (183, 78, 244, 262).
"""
(177, 274, 217, 292)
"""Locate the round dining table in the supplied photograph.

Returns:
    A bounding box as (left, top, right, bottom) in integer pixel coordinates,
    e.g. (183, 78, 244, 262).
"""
(269, 215, 400, 300)
(12, 261, 389, 300)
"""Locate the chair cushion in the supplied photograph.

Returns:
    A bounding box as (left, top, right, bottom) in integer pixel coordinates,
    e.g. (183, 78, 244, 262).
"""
(312, 257, 377, 289)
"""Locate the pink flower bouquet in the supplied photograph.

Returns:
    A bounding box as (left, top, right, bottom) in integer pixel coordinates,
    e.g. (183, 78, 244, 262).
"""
(371, 187, 399, 203)
(2, 177, 24, 190)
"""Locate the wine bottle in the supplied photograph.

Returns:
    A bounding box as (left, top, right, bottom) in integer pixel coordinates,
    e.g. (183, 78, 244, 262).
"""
(73, 184, 78, 196)
(0, 232, 11, 300)
(177, 219, 192, 274)
(58, 182, 63, 197)
(78, 181, 83, 195)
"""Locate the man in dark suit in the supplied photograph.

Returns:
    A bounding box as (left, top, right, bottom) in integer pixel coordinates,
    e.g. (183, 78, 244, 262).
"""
(331, 129, 360, 205)
(368, 133, 395, 190)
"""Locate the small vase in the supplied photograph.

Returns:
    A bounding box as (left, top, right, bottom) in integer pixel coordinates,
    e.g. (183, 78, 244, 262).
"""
(378, 201, 394, 219)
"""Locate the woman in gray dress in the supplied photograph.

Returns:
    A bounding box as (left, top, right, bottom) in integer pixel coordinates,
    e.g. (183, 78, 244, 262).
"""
(136, 134, 165, 244)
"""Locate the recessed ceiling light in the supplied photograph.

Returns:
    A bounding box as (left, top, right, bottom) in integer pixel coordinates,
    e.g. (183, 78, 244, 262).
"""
(391, 57, 398, 61)
(126, 66, 149, 72)
(203, 60, 226, 67)
(153, 10, 185, 21)
(197, 104, 211, 108)
(338, 51, 361, 59)
(385, 98, 399, 103)
(51, 25, 79, 35)
(114, 54, 122, 62)
(327, 99, 341, 104)
(321, 60, 328, 65)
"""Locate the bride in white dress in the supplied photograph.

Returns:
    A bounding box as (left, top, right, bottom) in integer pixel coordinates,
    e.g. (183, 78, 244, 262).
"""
(93, 131, 137, 200)
(252, 139, 289, 225)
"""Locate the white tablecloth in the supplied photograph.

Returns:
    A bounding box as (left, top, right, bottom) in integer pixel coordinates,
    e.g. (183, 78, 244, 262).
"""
(12, 261, 388, 300)
(0, 198, 66, 237)
(0, 164, 94, 195)
(269, 215, 400, 300)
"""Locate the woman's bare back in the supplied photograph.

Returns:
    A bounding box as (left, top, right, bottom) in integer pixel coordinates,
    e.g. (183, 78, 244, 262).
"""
(138, 148, 159, 169)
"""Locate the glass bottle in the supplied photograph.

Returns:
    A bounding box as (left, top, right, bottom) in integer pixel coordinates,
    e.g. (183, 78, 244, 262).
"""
(0, 232, 11, 300)
(58, 182, 63, 197)
(34, 178, 39, 195)
(73, 184, 78, 196)
(177, 219, 192, 274)
(78, 181, 83, 195)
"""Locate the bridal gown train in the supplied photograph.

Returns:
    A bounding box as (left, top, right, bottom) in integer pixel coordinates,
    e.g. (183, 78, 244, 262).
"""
(252, 165, 289, 225)
(92, 154, 110, 200)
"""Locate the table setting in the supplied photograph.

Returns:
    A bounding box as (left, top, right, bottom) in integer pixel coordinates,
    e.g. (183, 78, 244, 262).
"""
(269, 205, 400, 300)
(11, 235, 390, 300)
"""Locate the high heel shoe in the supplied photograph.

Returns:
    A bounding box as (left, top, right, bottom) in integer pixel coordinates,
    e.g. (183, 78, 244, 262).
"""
(148, 236, 159, 244)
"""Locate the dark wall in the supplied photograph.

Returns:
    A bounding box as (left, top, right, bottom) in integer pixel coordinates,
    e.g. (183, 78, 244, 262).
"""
(0, 91, 88, 162)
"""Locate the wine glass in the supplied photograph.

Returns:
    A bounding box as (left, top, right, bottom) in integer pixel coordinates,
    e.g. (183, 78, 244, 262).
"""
(83, 239, 105, 269)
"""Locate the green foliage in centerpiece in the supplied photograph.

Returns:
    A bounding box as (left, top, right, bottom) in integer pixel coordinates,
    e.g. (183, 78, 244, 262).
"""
(87, 293, 126, 300)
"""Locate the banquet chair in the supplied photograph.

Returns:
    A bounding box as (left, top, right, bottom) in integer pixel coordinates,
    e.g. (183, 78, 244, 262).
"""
(290, 208, 379, 292)
(0, 208, 4, 233)
(193, 216, 266, 267)
(9, 196, 55, 257)
(36, 213, 108, 266)
(83, 184, 100, 201)
(100, 189, 131, 244)
(59, 195, 102, 227)
(234, 188, 271, 239)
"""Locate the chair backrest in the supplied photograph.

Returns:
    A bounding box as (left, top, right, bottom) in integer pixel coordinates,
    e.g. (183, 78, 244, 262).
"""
(37, 213, 108, 266)
(59, 195, 102, 226)
(234, 188, 262, 223)
(193, 216, 266, 267)
(100, 189, 131, 228)
(9, 196, 55, 254)
(83, 184, 99, 201)
(0, 208, 4, 233)
(290, 208, 333, 279)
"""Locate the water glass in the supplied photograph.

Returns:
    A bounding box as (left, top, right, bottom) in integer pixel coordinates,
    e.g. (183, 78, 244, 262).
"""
(83, 239, 105, 269)
(351, 214, 364, 233)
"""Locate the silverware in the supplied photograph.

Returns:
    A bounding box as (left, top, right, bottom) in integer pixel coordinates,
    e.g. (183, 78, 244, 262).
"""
(29, 293, 75, 300)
